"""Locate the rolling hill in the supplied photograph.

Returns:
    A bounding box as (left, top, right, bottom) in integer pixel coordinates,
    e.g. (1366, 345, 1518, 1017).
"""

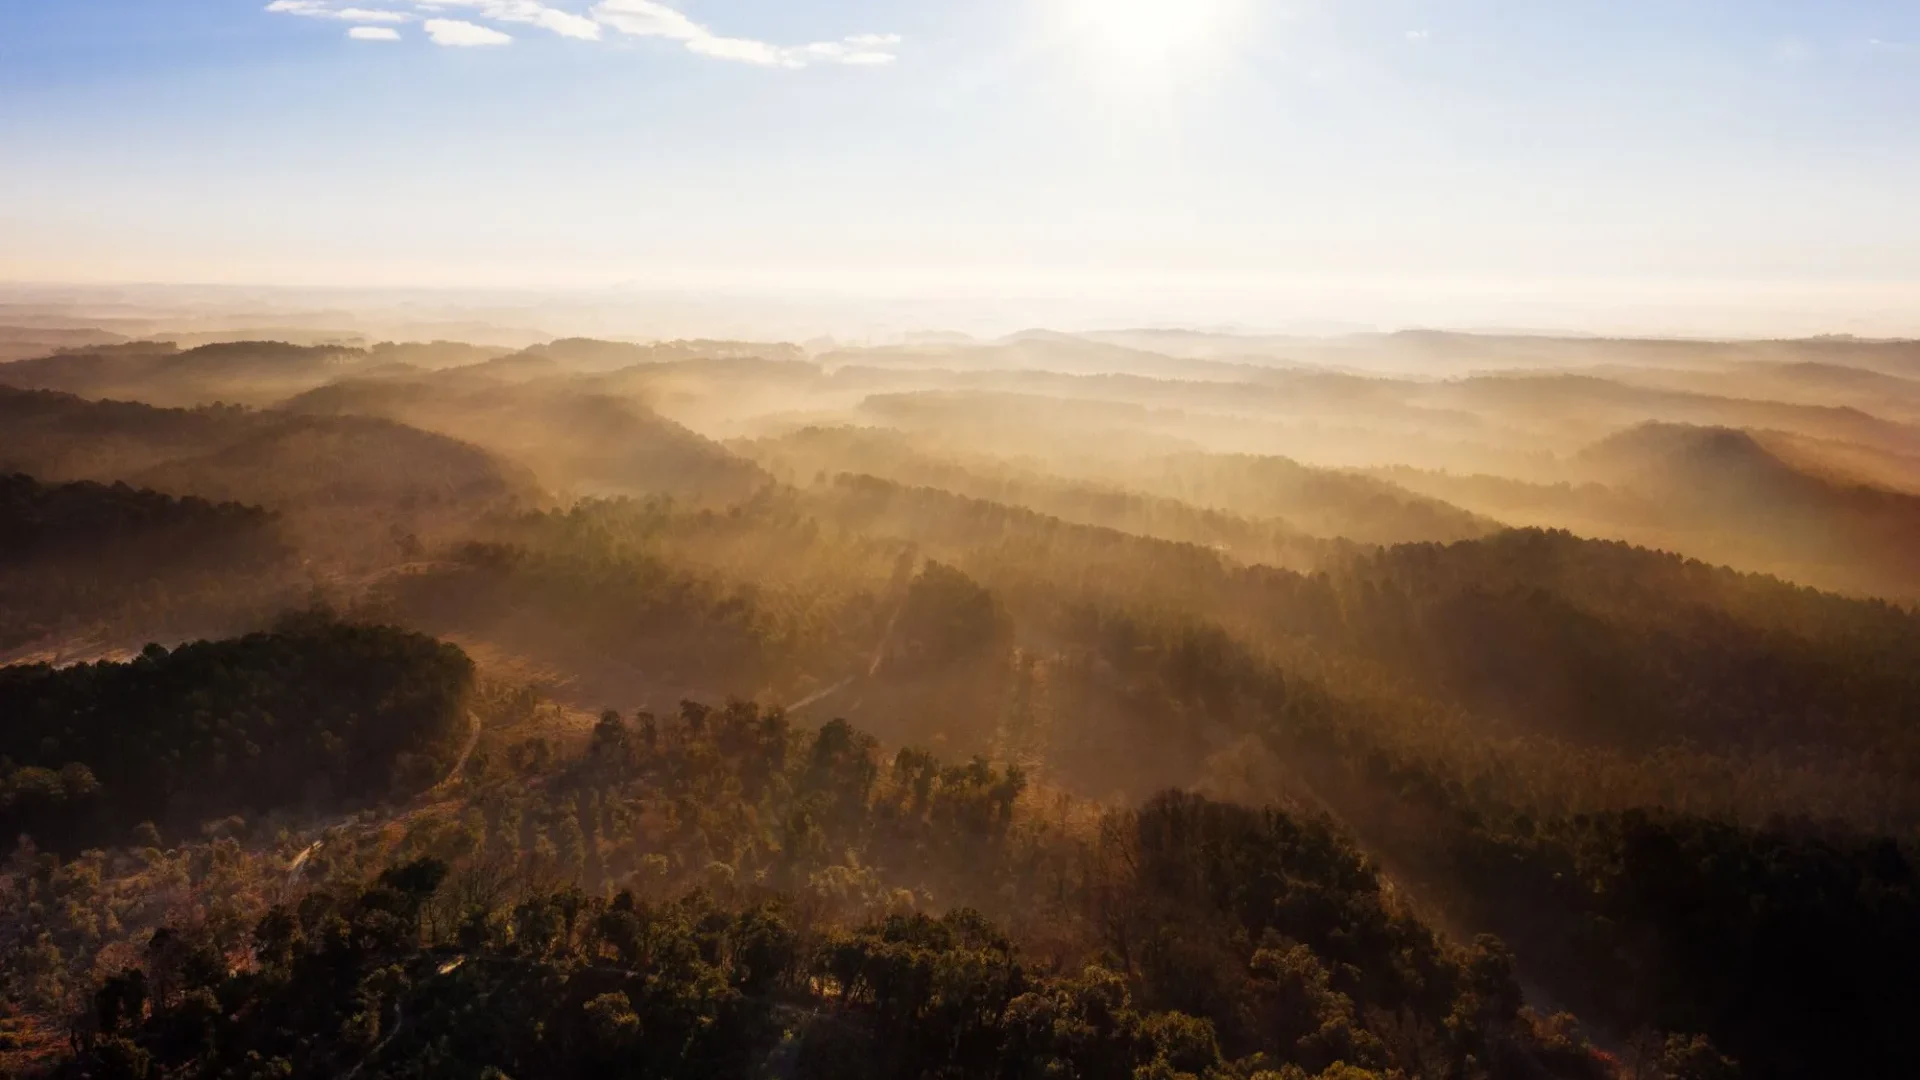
(284, 376, 770, 503)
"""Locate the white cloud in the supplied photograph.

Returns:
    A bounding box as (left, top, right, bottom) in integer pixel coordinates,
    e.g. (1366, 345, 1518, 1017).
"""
(588, 0, 701, 41)
(265, 1, 897, 65)
(686, 35, 784, 66)
(591, 0, 900, 68)
(338, 6, 411, 21)
(266, 2, 413, 23)
(349, 25, 402, 40)
(268, 1, 594, 40)
(1405, 30, 1429, 42)
(791, 40, 896, 66)
(424, 18, 512, 46)
(420, 1, 600, 41)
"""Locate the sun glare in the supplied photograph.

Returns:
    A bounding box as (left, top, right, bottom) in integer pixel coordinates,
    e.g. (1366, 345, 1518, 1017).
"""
(1049, 0, 1248, 88)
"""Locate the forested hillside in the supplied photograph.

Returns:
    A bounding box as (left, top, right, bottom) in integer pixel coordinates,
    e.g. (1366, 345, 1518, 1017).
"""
(2, 328, 1918, 1079)
(0, 386, 542, 570)
(39, 706, 1631, 1080)
(285, 378, 770, 503)
(0, 340, 510, 408)
(0, 614, 472, 852)
(0, 474, 291, 652)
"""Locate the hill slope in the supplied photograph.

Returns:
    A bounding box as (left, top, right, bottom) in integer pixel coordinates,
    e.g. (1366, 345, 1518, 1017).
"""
(1577, 422, 1920, 596)
(0, 473, 292, 651)
(285, 377, 769, 503)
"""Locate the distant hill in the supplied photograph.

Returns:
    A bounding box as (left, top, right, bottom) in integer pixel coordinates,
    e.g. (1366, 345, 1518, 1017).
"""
(0, 338, 514, 407)
(1573, 360, 1920, 425)
(133, 413, 537, 512)
(431, 351, 567, 385)
(0, 385, 535, 510)
(1576, 421, 1920, 597)
(0, 472, 292, 651)
(285, 376, 769, 504)
(0, 471, 280, 564)
(0, 324, 130, 364)
(825, 335, 1273, 382)
(1114, 451, 1499, 547)
(0, 386, 540, 567)
(517, 337, 806, 371)
(1436, 373, 1920, 460)
(740, 425, 1327, 570)
(1761, 428, 1920, 495)
(365, 340, 514, 369)
(838, 390, 1494, 546)
(0, 340, 369, 406)
(856, 389, 1202, 460)
(0, 385, 259, 480)
(1754, 336, 1920, 380)
(1315, 527, 1920, 768)
(1579, 422, 1798, 491)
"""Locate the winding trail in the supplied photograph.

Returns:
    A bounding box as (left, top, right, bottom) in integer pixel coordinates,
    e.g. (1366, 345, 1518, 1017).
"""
(286, 710, 480, 888)
(285, 840, 321, 886)
(784, 562, 914, 715)
(339, 1001, 403, 1080)
(432, 710, 484, 795)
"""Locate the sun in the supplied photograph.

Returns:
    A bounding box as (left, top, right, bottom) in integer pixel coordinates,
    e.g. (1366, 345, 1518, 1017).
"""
(1047, 0, 1249, 86)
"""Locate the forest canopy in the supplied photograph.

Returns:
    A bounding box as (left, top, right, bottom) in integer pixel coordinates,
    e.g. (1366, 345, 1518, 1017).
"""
(3, 327, 1919, 1079)
(0, 614, 472, 852)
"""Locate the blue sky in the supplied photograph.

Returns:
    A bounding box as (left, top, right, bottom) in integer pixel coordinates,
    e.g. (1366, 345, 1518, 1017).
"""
(3, 1, 1919, 325)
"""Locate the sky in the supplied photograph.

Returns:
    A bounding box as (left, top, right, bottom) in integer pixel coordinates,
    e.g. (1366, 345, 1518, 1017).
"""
(3, 1, 1920, 333)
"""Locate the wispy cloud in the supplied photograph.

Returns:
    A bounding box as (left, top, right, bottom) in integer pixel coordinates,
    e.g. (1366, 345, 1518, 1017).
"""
(267, 1, 413, 22)
(1405, 30, 1429, 43)
(349, 25, 402, 41)
(264, 1, 899, 66)
(591, 1, 899, 67)
(419, 1, 600, 41)
(424, 18, 512, 46)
